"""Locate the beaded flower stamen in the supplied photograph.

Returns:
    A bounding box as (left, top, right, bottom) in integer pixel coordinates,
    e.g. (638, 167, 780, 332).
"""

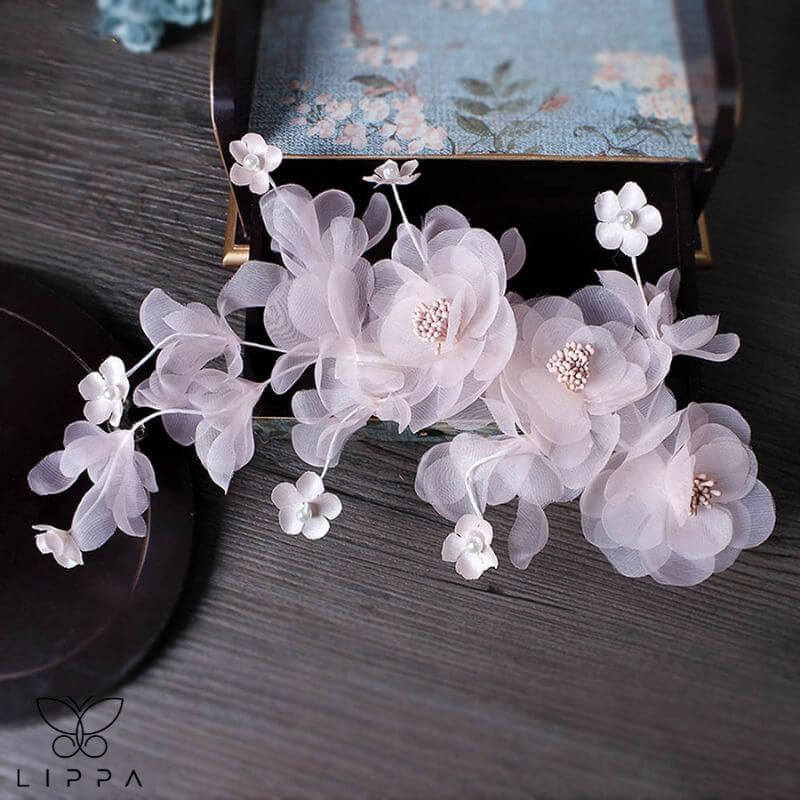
(689, 473, 721, 515)
(412, 298, 451, 349)
(545, 341, 595, 393)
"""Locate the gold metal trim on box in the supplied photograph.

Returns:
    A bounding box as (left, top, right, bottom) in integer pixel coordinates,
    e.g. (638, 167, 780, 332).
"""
(222, 193, 250, 269)
(695, 213, 713, 269)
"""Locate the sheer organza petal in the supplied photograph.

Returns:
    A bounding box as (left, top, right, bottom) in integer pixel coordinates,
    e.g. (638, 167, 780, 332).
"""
(508, 499, 549, 569)
(499, 227, 526, 278)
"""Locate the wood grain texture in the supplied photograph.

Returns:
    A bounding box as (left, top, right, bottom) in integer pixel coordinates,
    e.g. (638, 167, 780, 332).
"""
(1, 1, 799, 797)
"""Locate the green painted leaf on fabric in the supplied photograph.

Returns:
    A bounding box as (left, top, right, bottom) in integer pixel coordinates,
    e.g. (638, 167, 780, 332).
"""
(457, 114, 491, 136)
(504, 79, 535, 97)
(455, 98, 492, 116)
(458, 78, 494, 97)
(493, 60, 513, 85)
(496, 98, 533, 113)
(506, 119, 542, 135)
(351, 74, 395, 90)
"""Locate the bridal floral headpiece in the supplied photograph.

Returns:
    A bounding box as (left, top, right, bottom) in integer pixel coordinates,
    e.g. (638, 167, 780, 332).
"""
(29, 134, 775, 587)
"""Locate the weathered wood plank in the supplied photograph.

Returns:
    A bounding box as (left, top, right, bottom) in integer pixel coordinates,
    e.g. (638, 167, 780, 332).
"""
(0, 1, 798, 797)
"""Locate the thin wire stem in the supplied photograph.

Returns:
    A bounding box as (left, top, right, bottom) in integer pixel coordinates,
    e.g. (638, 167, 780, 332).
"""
(241, 341, 286, 354)
(131, 377, 272, 435)
(126, 333, 210, 377)
(131, 408, 203, 434)
(126, 334, 286, 379)
(320, 407, 362, 480)
(463, 443, 519, 518)
(630, 254, 648, 306)
(391, 183, 426, 265)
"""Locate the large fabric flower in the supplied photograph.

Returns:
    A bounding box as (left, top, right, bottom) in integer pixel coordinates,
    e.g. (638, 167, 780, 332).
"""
(369, 206, 516, 431)
(139, 259, 286, 378)
(485, 288, 671, 494)
(416, 433, 564, 570)
(597, 268, 740, 362)
(594, 181, 663, 257)
(581, 403, 775, 586)
(78, 356, 129, 427)
(289, 342, 408, 469)
(260, 185, 391, 392)
(28, 422, 158, 550)
(271, 472, 342, 539)
(135, 367, 265, 491)
(190, 371, 266, 492)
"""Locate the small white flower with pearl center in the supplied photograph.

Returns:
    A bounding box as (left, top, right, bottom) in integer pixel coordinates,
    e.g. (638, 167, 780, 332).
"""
(441, 514, 499, 580)
(78, 355, 129, 427)
(363, 159, 420, 186)
(229, 133, 283, 195)
(546, 341, 594, 393)
(271, 471, 342, 539)
(594, 181, 663, 257)
(689, 473, 721, 515)
(412, 297, 450, 349)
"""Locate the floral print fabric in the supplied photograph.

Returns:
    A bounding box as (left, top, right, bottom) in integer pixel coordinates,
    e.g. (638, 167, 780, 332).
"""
(249, 0, 706, 159)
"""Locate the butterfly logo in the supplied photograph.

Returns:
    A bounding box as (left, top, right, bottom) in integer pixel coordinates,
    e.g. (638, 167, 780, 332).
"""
(36, 696, 123, 758)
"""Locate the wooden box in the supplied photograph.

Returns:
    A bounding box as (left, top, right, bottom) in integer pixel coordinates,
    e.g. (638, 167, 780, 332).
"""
(210, 0, 739, 415)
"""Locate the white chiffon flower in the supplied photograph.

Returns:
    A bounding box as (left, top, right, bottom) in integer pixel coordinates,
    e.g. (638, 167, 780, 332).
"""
(28, 423, 158, 551)
(78, 356, 129, 427)
(416, 433, 563, 570)
(363, 159, 420, 186)
(229, 133, 282, 194)
(581, 403, 776, 586)
(370, 206, 516, 431)
(260, 185, 391, 393)
(442, 514, 498, 580)
(597, 268, 740, 362)
(138, 260, 286, 378)
(485, 288, 671, 494)
(595, 181, 663, 257)
(33, 525, 83, 569)
(271, 471, 342, 539)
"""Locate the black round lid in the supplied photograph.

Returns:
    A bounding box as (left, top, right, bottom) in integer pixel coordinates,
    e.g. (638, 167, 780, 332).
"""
(0, 268, 193, 722)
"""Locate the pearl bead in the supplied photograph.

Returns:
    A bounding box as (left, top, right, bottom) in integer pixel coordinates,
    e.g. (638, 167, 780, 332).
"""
(616, 209, 635, 229)
(103, 387, 116, 400)
(383, 161, 399, 179)
(242, 153, 262, 172)
(465, 536, 482, 554)
(295, 502, 312, 523)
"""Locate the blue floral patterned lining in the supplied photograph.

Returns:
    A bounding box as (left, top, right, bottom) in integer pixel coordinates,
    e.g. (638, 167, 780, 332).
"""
(248, 0, 710, 159)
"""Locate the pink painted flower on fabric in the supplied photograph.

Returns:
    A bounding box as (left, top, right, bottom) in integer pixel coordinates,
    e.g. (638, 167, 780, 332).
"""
(370, 206, 516, 431)
(229, 133, 283, 195)
(581, 403, 775, 586)
(595, 181, 662, 257)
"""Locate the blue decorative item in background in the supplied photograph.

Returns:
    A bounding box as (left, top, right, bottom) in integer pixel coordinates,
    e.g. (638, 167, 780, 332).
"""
(98, 0, 212, 53)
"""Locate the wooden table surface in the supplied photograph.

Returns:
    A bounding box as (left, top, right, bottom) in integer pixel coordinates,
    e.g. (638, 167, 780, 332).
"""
(1, 2, 798, 798)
